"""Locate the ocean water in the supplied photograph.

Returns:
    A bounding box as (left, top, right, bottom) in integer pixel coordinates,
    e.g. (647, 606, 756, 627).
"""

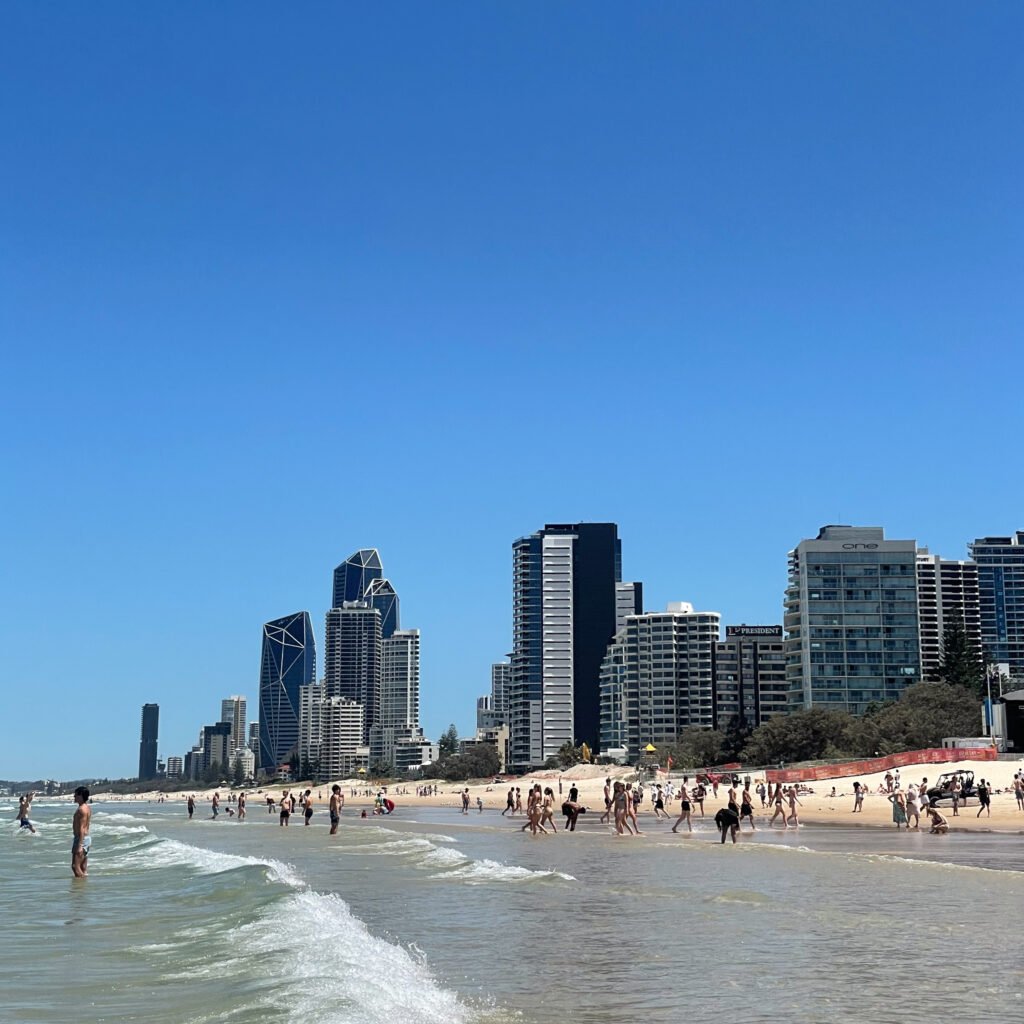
(3, 798, 1023, 1023)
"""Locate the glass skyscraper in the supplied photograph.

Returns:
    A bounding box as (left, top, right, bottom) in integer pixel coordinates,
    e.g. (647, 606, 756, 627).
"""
(365, 578, 400, 639)
(332, 549, 383, 609)
(138, 703, 159, 780)
(785, 526, 920, 714)
(258, 612, 316, 773)
(970, 531, 1024, 679)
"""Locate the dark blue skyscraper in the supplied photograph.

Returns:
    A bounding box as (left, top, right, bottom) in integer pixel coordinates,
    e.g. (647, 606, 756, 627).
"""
(366, 578, 400, 639)
(332, 549, 383, 609)
(138, 703, 159, 780)
(971, 531, 1024, 676)
(258, 612, 316, 773)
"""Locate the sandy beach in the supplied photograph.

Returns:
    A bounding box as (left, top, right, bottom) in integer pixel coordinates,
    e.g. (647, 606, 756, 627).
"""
(93, 755, 1024, 833)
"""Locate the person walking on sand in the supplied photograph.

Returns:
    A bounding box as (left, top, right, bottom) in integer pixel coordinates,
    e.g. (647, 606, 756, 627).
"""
(1015, 775, 1024, 812)
(71, 786, 91, 878)
(976, 779, 991, 818)
(740, 785, 756, 831)
(770, 785, 787, 827)
(502, 787, 515, 816)
(951, 775, 961, 816)
(757, 781, 767, 808)
(889, 788, 907, 829)
(786, 786, 802, 827)
(303, 790, 314, 826)
(17, 792, 36, 833)
(187, 794, 195, 820)
(514, 788, 523, 814)
(600, 778, 612, 824)
(476, 795, 484, 813)
(672, 778, 692, 834)
(652, 784, 669, 820)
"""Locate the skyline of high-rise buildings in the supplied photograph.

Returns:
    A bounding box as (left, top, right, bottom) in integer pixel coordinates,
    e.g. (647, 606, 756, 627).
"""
(148, 521, 1023, 779)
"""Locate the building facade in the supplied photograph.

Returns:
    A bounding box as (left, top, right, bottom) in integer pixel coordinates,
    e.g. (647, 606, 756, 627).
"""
(319, 697, 366, 778)
(970, 532, 1024, 681)
(258, 612, 316, 774)
(785, 526, 920, 714)
(615, 581, 644, 633)
(165, 756, 183, 780)
(915, 550, 982, 681)
(509, 522, 628, 768)
(138, 703, 159, 781)
(490, 661, 510, 719)
(220, 696, 247, 753)
(369, 628, 423, 765)
(200, 722, 232, 777)
(713, 625, 788, 728)
(323, 603, 382, 741)
(599, 603, 720, 761)
(298, 683, 326, 770)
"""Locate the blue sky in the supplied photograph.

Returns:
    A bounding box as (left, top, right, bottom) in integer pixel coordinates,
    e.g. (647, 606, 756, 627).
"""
(2, 5, 1021, 779)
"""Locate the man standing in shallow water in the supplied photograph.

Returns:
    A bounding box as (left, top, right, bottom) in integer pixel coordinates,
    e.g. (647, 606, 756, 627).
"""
(17, 792, 36, 833)
(72, 786, 91, 878)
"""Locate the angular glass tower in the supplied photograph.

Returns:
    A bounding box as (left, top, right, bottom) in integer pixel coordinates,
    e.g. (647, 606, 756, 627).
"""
(366, 578, 400, 639)
(258, 612, 316, 773)
(332, 549, 383, 609)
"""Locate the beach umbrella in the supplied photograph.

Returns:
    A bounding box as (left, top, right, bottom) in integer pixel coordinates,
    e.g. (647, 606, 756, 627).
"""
(357, 767, 367, 774)
(644, 743, 657, 753)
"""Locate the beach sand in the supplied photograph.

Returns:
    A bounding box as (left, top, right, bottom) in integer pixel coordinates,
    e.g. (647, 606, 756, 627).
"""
(93, 755, 1024, 832)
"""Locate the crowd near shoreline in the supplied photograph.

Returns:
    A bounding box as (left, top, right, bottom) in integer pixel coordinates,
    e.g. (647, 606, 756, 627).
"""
(13, 755, 1024, 878)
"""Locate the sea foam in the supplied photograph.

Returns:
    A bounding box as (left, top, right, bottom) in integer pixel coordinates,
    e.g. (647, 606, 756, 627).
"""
(226, 889, 473, 1024)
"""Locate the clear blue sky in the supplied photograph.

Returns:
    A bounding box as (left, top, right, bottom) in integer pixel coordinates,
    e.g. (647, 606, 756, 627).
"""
(2, 5, 1021, 779)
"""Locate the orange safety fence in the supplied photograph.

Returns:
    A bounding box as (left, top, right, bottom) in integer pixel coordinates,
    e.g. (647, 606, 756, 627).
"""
(765, 746, 997, 784)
